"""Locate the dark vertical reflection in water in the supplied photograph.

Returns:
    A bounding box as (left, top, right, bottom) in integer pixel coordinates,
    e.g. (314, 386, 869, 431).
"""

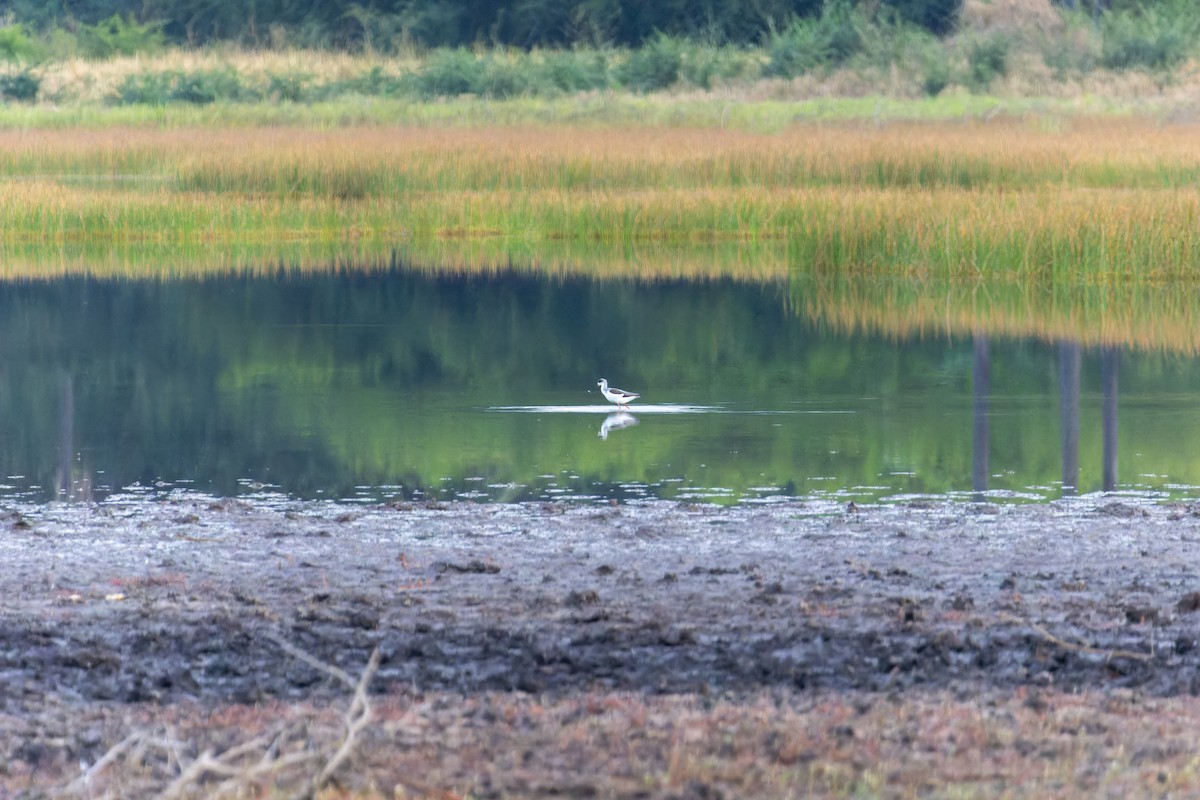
(54, 371, 93, 502)
(1102, 346, 1119, 492)
(972, 335, 990, 500)
(54, 370, 73, 499)
(1058, 342, 1080, 495)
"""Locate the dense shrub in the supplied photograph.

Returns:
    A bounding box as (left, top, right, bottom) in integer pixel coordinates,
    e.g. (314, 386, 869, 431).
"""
(76, 15, 165, 58)
(116, 72, 175, 105)
(22, 0, 1200, 108)
(0, 25, 38, 63)
(265, 71, 315, 102)
(2, 0, 968, 50)
(766, 0, 861, 78)
(406, 50, 540, 98)
(116, 68, 244, 105)
(918, 40, 951, 95)
(171, 68, 244, 104)
(477, 59, 531, 98)
(408, 49, 489, 97)
(320, 66, 407, 98)
(680, 44, 755, 89)
(884, 0, 961, 36)
(766, 20, 827, 77)
(0, 70, 39, 100)
(854, 9, 934, 71)
(1100, 6, 1197, 72)
(964, 34, 1009, 91)
(538, 50, 611, 93)
(1039, 21, 1099, 79)
(614, 35, 684, 92)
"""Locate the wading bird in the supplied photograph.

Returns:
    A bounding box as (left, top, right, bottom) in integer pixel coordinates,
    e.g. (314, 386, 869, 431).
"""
(597, 378, 639, 408)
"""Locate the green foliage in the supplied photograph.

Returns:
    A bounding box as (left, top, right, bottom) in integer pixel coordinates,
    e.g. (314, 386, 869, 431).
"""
(76, 15, 165, 58)
(882, 0, 961, 36)
(342, 2, 410, 53)
(1100, 5, 1198, 72)
(265, 71, 315, 103)
(11, 0, 1200, 109)
(0, 70, 40, 101)
(614, 34, 684, 93)
(116, 72, 174, 105)
(0, 25, 39, 64)
(766, 0, 861, 78)
(766, 20, 826, 77)
(172, 68, 244, 104)
(0, 0, 956, 55)
(917, 39, 951, 96)
(1039, 14, 1100, 79)
(406, 50, 536, 99)
(964, 34, 1009, 92)
(116, 68, 245, 105)
(408, 49, 489, 97)
(477, 58, 530, 98)
(680, 43, 754, 89)
(317, 66, 406, 99)
(853, 7, 934, 71)
(538, 50, 611, 92)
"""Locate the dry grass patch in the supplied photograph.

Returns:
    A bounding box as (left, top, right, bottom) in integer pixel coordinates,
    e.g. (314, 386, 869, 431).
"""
(37, 49, 416, 105)
(15, 687, 1200, 798)
(960, 0, 1065, 34)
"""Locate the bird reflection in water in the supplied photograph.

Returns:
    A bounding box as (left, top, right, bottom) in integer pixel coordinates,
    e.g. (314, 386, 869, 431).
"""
(599, 411, 639, 440)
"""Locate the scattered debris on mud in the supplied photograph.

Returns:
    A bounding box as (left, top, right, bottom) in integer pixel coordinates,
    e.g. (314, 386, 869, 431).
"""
(4, 494, 1200, 797)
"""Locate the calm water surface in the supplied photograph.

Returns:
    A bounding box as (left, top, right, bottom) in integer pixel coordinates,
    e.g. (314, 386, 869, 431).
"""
(4, 267, 1199, 504)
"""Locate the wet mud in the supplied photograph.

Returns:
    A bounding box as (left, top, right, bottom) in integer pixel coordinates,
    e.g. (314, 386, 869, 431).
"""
(2, 496, 1199, 707)
(5, 495, 1200, 794)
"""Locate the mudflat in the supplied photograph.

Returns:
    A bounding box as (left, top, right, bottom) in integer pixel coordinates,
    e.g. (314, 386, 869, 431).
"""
(5, 495, 1200, 798)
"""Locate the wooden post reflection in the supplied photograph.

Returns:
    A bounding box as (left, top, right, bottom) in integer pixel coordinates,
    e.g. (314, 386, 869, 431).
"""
(53, 370, 92, 502)
(973, 336, 989, 499)
(1101, 346, 1119, 492)
(54, 370, 73, 500)
(1058, 342, 1080, 495)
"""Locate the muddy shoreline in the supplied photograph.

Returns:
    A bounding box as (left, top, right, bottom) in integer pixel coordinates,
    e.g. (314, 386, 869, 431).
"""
(5, 495, 1200, 796)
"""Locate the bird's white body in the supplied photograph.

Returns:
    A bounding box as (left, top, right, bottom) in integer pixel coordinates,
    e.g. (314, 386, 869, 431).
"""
(597, 378, 639, 407)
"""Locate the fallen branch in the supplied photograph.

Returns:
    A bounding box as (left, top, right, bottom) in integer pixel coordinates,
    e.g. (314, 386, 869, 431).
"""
(263, 630, 382, 797)
(56, 633, 382, 800)
(1001, 612, 1153, 662)
(61, 732, 142, 797)
(317, 647, 381, 787)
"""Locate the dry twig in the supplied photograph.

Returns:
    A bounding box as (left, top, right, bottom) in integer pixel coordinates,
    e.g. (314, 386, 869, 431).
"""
(56, 632, 381, 800)
(1001, 612, 1153, 662)
(262, 630, 382, 796)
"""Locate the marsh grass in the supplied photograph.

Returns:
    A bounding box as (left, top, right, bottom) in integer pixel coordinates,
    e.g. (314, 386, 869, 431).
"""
(4, 119, 1200, 351)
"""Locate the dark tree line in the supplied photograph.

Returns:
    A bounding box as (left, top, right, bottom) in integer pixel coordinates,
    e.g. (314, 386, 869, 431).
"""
(1, 0, 963, 49)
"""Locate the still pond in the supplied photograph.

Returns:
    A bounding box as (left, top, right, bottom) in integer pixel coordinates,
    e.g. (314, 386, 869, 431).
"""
(2, 265, 1197, 505)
